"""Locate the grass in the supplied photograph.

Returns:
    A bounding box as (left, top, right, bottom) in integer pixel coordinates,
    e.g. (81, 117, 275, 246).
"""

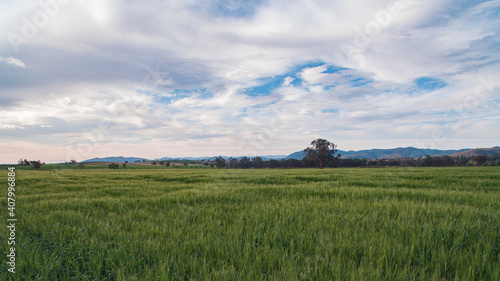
(0, 167, 499, 280)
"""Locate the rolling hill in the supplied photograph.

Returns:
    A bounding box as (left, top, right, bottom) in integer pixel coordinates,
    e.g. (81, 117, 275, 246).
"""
(451, 147, 500, 157)
(81, 156, 150, 163)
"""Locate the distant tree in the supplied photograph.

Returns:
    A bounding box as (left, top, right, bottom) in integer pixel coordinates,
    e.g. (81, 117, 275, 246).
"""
(210, 164, 214, 168)
(283, 158, 302, 168)
(125, 161, 129, 164)
(78, 164, 85, 169)
(302, 155, 316, 168)
(269, 159, 279, 168)
(422, 155, 434, 166)
(122, 163, 127, 168)
(442, 155, 455, 166)
(30, 160, 42, 170)
(184, 163, 188, 166)
(239, 157, 251, 169)
(229, 157, 238, 169)
(303, 138, 337, 169)
(475, 155, 488, 167)
(159, 161, 166, 166)
(108, 163, 119, 169)
(69, 160, 77, 164)
(204, 162, 209, 166)
(152, 161, 157, 165)
(215, 156, 226, 168)
(166, 162, 171, 167)
(24, 159, 30, 166)
(252, 157, 263, 169)
(456, 156, 468, 166)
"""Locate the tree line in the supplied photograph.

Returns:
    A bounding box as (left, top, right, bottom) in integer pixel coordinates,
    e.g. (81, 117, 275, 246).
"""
(211, 154, 498, 169)
(213, 139, 499, 169)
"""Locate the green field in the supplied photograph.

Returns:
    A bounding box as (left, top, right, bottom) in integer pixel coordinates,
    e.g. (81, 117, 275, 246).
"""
(1, 167, 499, 280)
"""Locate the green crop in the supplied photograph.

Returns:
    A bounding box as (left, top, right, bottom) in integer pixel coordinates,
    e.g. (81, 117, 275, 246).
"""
(0, 167, 498, 280)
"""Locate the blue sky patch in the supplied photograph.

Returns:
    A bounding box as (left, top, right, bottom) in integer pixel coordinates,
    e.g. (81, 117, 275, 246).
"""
(351, 77, 372, 87)
(244, 62, 350, 96)
(321, 108, 339, 113)
(246, 76, 285, 96)
(415, 77, 447, 91)
(322, 65, 349, 74)
(212, 0, 265, 18)
(155, 88, 213, 103)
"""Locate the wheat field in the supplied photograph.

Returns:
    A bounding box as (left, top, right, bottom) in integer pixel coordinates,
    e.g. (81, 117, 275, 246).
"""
(1, 166, 499, 280)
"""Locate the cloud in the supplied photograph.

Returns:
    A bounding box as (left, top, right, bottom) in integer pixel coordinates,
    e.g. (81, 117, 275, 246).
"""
(0, 0, 499, 163)
(0, 56, 28, 68)
(282, 76, 295, 86)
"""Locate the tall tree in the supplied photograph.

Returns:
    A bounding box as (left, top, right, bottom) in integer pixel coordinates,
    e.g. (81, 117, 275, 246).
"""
(303, 138, 337, 169)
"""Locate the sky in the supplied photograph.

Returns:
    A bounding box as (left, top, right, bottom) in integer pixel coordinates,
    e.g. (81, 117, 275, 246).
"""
(1, 0, 499, 163)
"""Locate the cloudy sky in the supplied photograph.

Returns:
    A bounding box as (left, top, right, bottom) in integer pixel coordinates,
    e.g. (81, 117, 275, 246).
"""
(1, 0, 499, 163)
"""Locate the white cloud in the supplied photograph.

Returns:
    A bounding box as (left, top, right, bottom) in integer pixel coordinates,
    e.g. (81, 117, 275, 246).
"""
(0, 124, 24, 130)
(0, 56, 28, 68)
(282, 76, 294, 86)
(0, 0, 499, 163)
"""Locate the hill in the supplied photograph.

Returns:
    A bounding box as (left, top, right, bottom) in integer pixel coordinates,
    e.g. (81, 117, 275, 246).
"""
(451, 147, 500, 157)
(81, 156, 150, 163)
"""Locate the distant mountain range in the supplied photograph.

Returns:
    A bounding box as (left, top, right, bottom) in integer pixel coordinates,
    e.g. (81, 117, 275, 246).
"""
(155, 155, 287, 161)
(284, 146, 500, 160)
(82, 155, 288, 163)
(81, 147, 500, 163)
(81, 156, 150, 163)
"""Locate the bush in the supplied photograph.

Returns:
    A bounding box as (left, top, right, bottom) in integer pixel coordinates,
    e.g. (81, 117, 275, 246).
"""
(30, 160, 42, 170)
